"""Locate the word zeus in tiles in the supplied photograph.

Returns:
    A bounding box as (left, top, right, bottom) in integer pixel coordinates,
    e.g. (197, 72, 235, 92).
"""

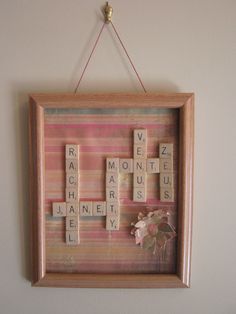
(52, 129, 174, 245)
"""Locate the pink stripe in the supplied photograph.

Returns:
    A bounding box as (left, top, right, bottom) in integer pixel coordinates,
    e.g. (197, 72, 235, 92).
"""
(45, 123, 168, 129)
(45, 145, 130, 153)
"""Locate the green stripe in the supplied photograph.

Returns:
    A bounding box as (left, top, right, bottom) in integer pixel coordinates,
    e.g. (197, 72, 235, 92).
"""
(45, 108, 176, 115)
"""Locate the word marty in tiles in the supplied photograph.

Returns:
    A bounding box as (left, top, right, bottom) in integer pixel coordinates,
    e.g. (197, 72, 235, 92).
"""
(52, 129, 174, 245)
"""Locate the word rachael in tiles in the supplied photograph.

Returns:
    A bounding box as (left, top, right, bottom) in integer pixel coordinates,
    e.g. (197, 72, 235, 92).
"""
(52, 129, 174, 246)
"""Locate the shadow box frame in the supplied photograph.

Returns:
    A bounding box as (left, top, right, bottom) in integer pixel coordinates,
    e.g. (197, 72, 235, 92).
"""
(29, 93, 194, 288)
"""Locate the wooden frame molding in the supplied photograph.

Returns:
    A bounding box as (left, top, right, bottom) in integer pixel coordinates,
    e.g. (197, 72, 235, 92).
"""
(29, 93, 194, 288)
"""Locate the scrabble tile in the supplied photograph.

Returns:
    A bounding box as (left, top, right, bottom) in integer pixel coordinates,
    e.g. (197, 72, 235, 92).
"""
(66, 216, 79, 231)
(133, 159, 146, 172)
(66, 159, 79, 173)
(106, 202, 120, 215)
(93, 201, 106, 216)
(65, 144, 79, 159)
(119, 158, 133, 173)
(106, 187, 119, 201)
(79, 201, 93, 216)
(160, 158, 173, 172)
(160, 173, 173, 187)
(106, 173, 119, 188)
(66, 231, 80, 245)
(133, 173, 147, 188)
(65, 188, 79, 202)
(159, 143, 173, 159)
(134, 129, 147, 145)
(52, 202, 66, 217)
(106, 215, 120, 231)
(66, 203, 79, 216)
(133, 187, 146, 202)
(106, 158, 119, 173)
(160, 187, 174, 202)
(133, 144, 147, 159)
(146, 158, 160, 173)
(66, 173, 79, 188)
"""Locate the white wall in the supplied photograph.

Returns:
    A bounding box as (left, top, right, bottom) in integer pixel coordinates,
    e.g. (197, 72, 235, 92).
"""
(0, 1, 235, 313)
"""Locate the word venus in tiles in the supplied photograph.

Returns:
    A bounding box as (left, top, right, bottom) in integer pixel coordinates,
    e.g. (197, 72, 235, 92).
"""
(52, 129, 174, 245)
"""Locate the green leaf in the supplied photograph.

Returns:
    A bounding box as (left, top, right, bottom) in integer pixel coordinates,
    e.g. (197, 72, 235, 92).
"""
(142, 235, 155, 250)
(156, 233, 167, 248)
(158, 222, 175, 233)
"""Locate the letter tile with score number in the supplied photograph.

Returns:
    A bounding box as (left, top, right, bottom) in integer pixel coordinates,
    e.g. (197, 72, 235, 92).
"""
(106, 202, 120, 215)
(79, 201, 93, 216)
(106, 158, 119, 173)
(66, 173, 79, 188)
(160, 173, 173, 188)
(106, 215, 120, 231)
(160, 187, 174, 202)
(133, 173, 147, 188)
(66, 231, 80, 245)
(133, 187, 146, 202)
(106, 187, 119, 202)
(146, 158, 160, 173)
(106, 173, 119, 188)
(133, 129, 147, 145)
(66, 203, 78, 216)
(66, 216, 79, 231)
(160, 158, 173, 173)
(133, 159, 146, 173)
(159, 143, 173, 159)
(133, 144, 147, 159)
(65, 187, 79, 202)
(65, 144, 79, 159)
(93, 201, 106, 216)
(119, 158, 133, 173)
(52, 202, 67, 217)
(66, 159, 79, 173)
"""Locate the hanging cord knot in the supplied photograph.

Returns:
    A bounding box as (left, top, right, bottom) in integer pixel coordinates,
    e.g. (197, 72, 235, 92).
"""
(104, 2, 113, 24)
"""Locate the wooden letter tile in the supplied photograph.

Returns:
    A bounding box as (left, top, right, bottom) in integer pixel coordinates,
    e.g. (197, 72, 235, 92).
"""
(160, 187, 174, 202)
(133, 159, 146, 172)
(66, 188, 79, 202)
(133, 144, 147, 159)
(66, 231, 80, 245)
(160, 158, 173, 172)
(66, 216, 79, 231)
(66, 159, 79, 173)
(106, 215, 120, 231)
(66, 173, 79, 188)
(159, 143, 173, 159)
(106, 158, 119, 173)
(65, 144, 79, 159)
(106, 187, 119, 201)
(134, 129, 147, 145)
(119, 158, 133, 173)
(133, 187, 146, 202)
(133, 173, 147, 188)
(106, 173, 119, 188)
(160, 173, 173, 187)
(146, 158, 160, 173)
(52, 202, 66, 217)
(66, 203, 78, 216)
(79, 201, 92, 216)
(93, 201, 106, 216)
(106, 202, 119, 215)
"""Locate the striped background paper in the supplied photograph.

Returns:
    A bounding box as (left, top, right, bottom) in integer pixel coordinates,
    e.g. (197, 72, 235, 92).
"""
(45, 107, 179, 274)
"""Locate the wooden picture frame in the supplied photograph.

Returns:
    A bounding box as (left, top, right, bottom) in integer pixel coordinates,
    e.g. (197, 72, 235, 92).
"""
(29, 93, 194, 288)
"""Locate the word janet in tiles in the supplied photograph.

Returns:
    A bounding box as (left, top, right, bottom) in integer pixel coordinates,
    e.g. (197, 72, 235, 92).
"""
(52, 130, 174, 245)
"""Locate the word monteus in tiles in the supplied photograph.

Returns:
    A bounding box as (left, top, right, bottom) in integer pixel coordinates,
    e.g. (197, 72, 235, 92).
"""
(52, 129, 174, 246)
